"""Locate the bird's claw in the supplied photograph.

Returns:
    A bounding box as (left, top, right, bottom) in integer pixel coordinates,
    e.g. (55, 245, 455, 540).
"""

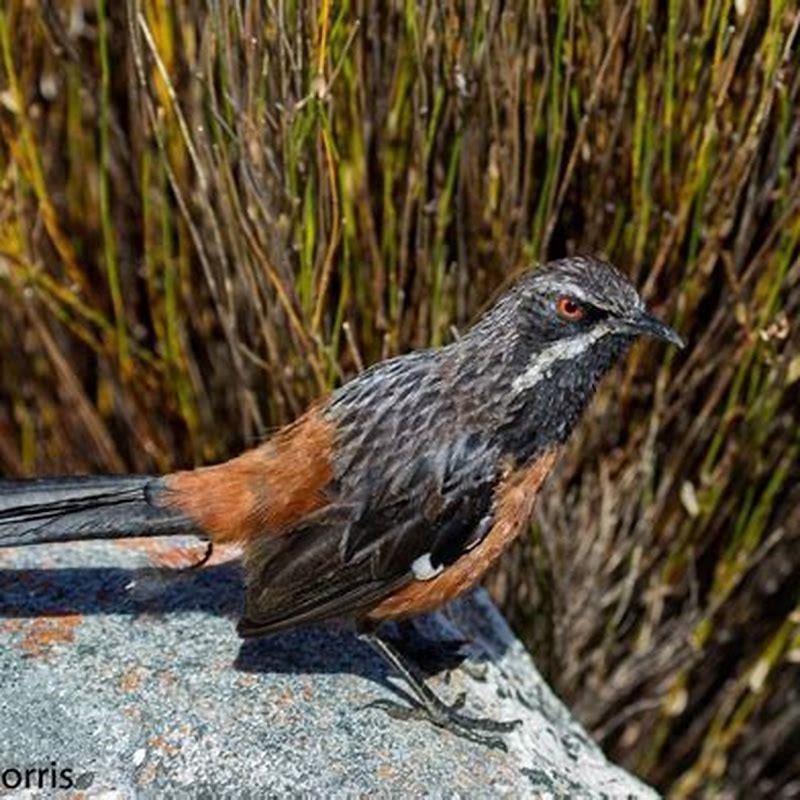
(362, 693, 520, 752)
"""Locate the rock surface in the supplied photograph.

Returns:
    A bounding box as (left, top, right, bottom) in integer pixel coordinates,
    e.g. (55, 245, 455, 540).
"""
(0, 539, 656, 797)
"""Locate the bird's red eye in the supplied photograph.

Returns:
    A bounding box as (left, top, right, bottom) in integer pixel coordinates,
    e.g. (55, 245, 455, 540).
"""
(556, 296, 585, 321)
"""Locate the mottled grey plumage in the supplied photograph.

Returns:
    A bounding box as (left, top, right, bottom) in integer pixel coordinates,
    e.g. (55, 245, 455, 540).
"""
(240, 256, 681, 635)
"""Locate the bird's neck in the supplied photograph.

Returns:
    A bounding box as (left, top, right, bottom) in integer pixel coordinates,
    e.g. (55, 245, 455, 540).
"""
(501, 335, 630, 463)
(455, 304, 631, 465)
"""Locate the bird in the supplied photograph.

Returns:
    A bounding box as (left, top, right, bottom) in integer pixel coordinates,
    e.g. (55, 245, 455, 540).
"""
(0, 255, 683, 749)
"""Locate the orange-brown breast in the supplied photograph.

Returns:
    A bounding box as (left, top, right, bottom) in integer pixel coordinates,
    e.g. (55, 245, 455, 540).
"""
(162, 408, 335, 544)
(366, 448, 559, 621)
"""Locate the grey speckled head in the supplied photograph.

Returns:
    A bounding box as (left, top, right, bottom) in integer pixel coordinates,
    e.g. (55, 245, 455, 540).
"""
(527, 255, 645, 317)
(448, 254, 684, 457)
(466, 255, 683, 356)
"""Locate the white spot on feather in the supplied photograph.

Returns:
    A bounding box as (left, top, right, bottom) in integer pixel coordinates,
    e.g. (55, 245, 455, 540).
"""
(411, 553, 443, 580)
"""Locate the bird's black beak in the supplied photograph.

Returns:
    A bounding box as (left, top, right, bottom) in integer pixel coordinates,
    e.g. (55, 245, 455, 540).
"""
(617, 311, 685, 348)
(614, 311, 685, 348)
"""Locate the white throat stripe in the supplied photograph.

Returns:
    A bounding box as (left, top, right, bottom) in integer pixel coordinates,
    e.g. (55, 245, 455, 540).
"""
(512, 324, 614, 393)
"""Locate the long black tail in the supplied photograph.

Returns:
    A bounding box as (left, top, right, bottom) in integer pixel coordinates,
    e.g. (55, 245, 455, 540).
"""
(0, 475, 199, 548)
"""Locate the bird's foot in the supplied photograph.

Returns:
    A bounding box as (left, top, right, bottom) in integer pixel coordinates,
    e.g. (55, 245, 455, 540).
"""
(360, 630, 521, 751)
(366, 689, 521, 752)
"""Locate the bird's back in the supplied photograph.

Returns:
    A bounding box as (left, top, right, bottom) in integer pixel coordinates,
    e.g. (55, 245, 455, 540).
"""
(239, 344, 511, 635)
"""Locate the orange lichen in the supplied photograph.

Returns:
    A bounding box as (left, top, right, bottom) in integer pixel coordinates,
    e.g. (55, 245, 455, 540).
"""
(119, 666, 147, 692)
(19, 614, 82, 657)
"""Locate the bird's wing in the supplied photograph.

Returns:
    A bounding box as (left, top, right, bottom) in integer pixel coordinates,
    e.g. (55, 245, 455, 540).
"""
(237, 433, 500, 637)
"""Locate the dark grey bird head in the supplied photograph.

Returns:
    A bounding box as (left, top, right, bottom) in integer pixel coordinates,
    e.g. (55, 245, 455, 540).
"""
(468, 255, 683, 358)
(460, 255, 684, 457)
(519, 255, 684, 350)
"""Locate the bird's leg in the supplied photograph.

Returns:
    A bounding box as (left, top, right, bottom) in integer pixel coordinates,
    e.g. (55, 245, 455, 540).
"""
(386, 619, 470, 673)
(359, 630, 521, 752)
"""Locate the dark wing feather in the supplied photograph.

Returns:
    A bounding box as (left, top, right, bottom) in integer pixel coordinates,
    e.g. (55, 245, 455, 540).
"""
(238, 433, 500, 637)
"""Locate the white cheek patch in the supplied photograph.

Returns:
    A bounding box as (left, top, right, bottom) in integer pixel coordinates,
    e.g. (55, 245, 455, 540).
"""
(411, 553, 444, 581)
(511, 323, 614, 394)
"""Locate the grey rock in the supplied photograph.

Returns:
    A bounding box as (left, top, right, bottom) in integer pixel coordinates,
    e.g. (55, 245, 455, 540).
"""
(0, 539, 656, 798)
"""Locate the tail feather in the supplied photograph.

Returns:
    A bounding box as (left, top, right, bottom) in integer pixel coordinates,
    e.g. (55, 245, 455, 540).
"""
(0, 475, 200, 548)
